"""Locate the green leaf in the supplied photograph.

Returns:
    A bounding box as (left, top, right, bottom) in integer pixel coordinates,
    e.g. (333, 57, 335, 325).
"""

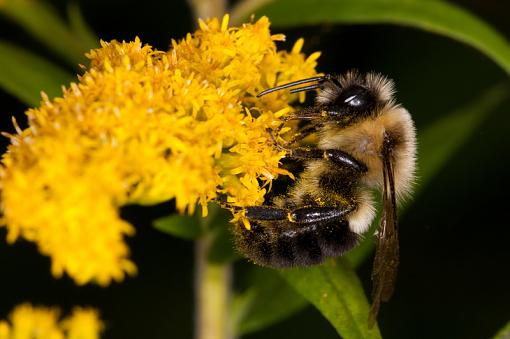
(232, 266, 307, 336)
(153, 204, 234, 243)
(280, 259, 381, 338)
(346, 83, 509, 267)
(0, 40, 74, 106)
(493, 321, 510, 339)
(67, 2, 99, 52)
(208, 226, 240, 263)
(249, 0, 510, 76)
(346, 233, 378, 269)
(153, 214, 204, 240)
(1, 0, 90, 66)
(207, 209, 241, 263)
(417, 83, 509, 186)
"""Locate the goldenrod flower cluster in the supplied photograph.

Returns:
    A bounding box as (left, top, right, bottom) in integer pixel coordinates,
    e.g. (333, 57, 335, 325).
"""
(0, 304, 102, 339)
(0, 15, 319, 285)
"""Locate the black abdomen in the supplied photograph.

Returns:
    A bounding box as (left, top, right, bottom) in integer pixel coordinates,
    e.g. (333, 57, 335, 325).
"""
(233, 219, 359, 268)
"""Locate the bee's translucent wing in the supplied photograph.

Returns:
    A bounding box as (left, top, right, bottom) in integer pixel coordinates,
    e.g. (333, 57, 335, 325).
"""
(368, 133, 399, 328)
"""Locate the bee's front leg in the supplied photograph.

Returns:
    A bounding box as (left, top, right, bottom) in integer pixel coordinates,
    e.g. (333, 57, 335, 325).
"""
(292, 148, 367, 174)
(267, 129, 366, 173)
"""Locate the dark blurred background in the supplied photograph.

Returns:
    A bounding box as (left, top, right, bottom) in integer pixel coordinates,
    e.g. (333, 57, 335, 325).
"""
(0, 1, 509, 338)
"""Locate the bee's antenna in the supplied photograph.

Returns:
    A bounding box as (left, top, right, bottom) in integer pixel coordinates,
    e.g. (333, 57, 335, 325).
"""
(257, 74, 331, 97)
(289, 84, 321, 94)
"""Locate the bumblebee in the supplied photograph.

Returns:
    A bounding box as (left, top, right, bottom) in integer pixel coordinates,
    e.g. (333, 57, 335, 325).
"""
(233, 71, 417, 323)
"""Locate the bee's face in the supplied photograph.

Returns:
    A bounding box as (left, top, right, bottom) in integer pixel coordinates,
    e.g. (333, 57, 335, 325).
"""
(321, 83, 377, 119)
(316, 72, 395, 126)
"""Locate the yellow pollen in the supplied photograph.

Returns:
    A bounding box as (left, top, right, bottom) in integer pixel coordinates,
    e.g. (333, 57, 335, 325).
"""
(242, 217, 252, 231)
(287, 213, 296, 222)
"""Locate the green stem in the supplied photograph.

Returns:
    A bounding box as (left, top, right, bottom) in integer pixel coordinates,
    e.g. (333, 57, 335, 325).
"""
(231, 0, 273, 25)
(188, 2, 230, 337)
(188, 0, 227, 21)
(194, 234, 233, 339)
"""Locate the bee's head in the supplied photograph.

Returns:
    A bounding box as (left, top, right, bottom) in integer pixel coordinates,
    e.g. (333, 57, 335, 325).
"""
(316, 71, 396, 125)
(256, 71, 396, 126)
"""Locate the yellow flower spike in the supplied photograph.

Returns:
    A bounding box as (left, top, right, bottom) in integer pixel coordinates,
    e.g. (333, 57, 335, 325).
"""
(0, 15, 319, 285)
(0, 304, 103, 339)
(7, 304, 62, 339)
(62, 308, 103, 339)
(0, 322, 9, 339)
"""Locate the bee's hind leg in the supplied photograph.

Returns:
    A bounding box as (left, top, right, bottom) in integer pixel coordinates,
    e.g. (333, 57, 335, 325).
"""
(244, 205, 354, 224)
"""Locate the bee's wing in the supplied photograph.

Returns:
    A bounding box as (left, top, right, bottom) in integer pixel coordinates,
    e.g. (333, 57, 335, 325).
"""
(368, 134, 399, 328)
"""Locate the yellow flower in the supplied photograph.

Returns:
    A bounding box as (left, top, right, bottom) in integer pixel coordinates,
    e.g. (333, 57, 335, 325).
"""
(62, 308, 103, 339)
(0, 304, 102, 339)
(0, 15, 319, 285)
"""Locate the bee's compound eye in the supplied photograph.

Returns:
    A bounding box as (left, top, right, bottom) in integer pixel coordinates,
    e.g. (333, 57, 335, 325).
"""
(344, 95, 363, 107)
